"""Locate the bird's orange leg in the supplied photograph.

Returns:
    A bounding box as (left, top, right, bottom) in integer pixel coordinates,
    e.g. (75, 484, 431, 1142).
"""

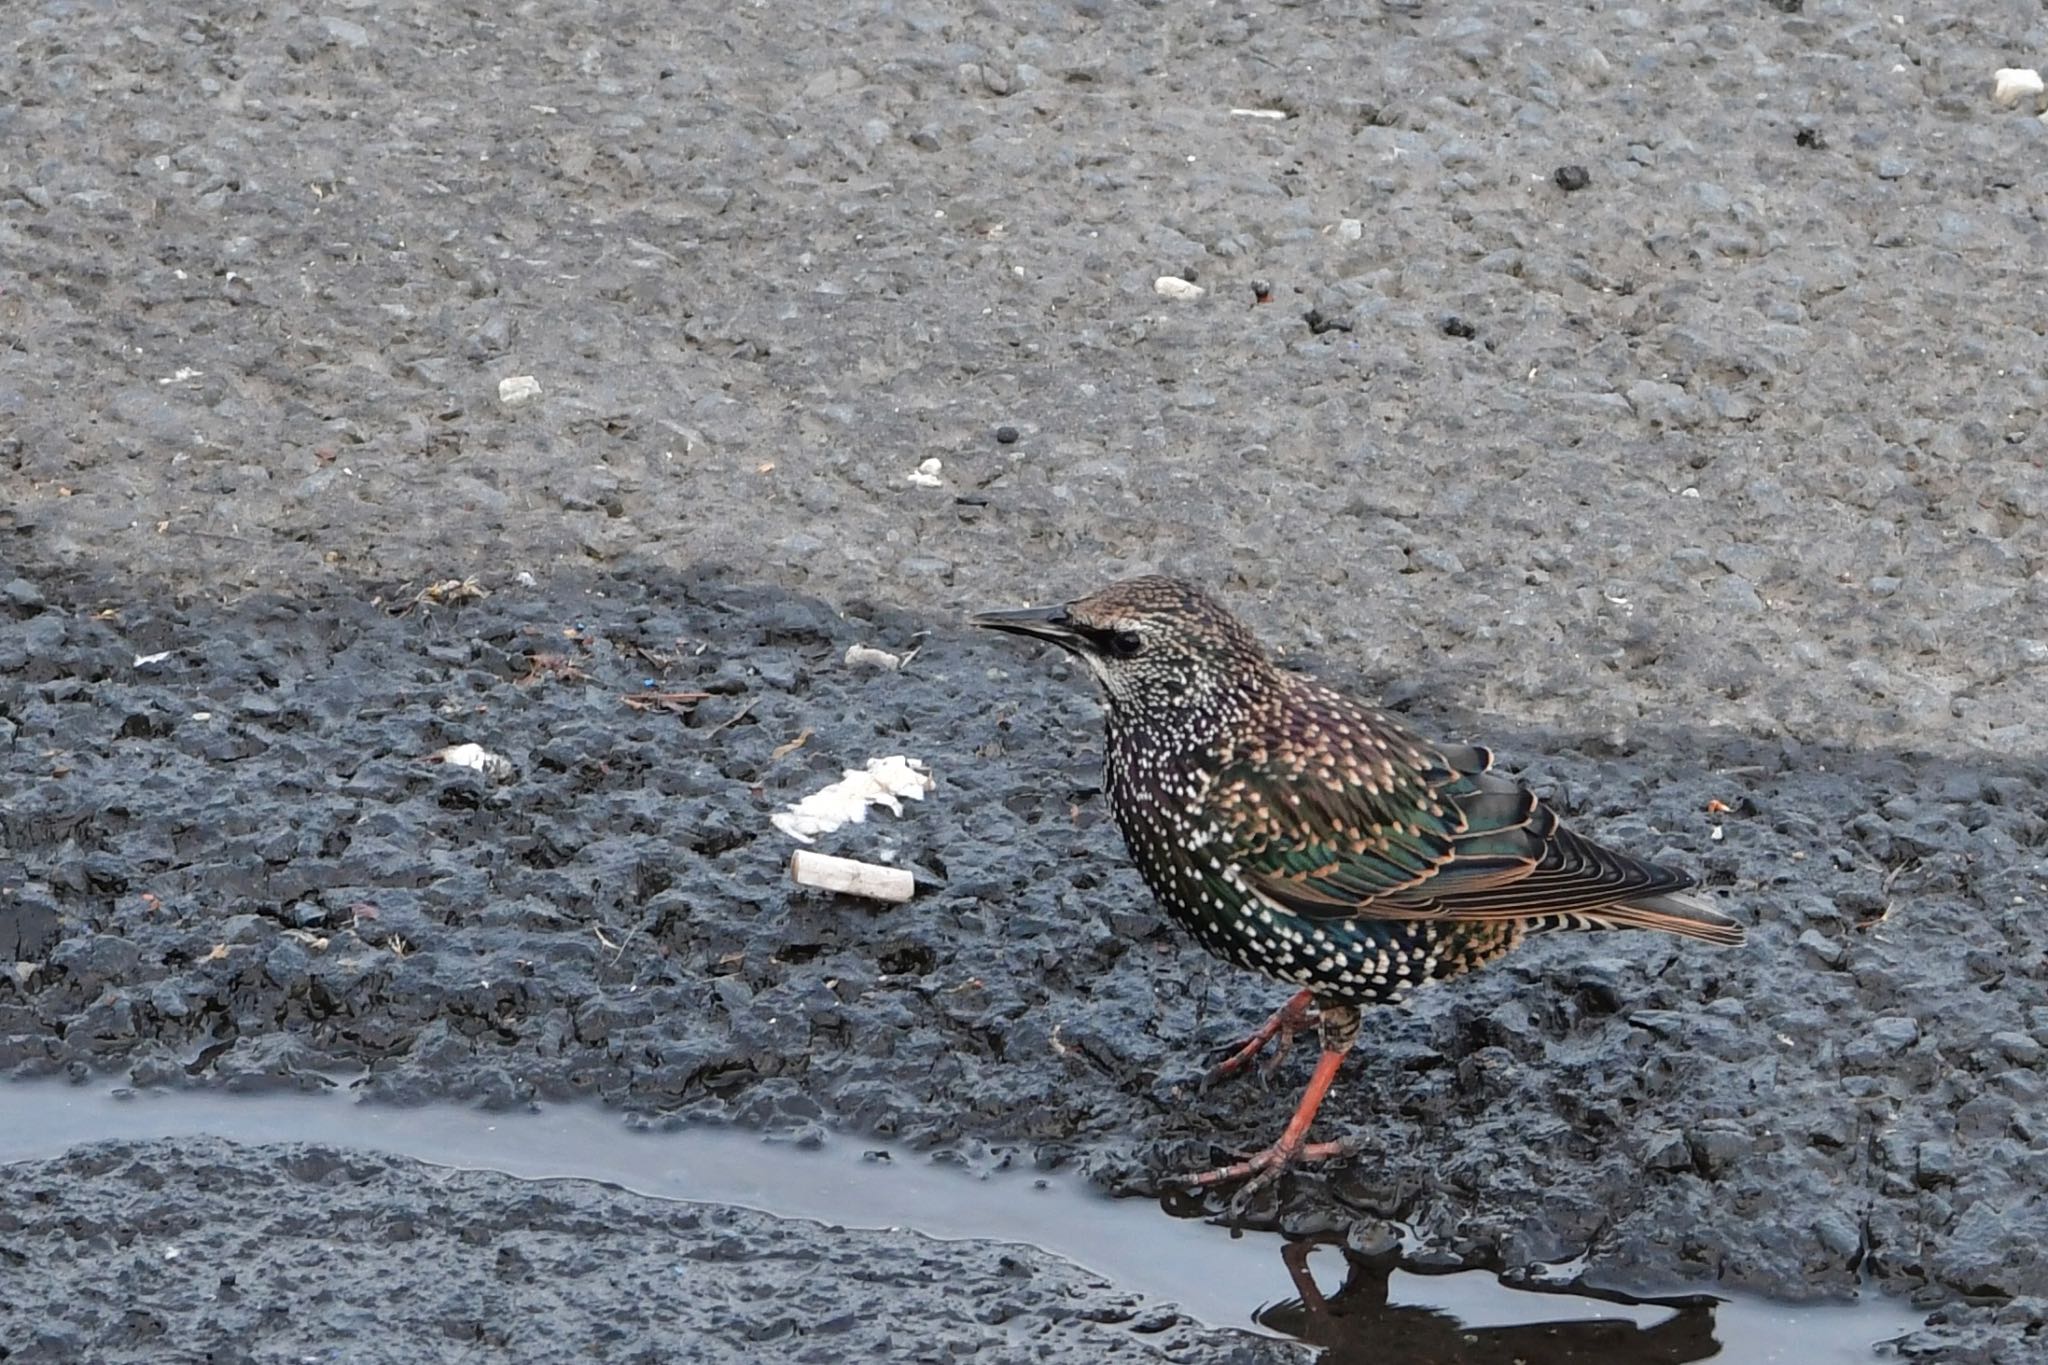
(1200, 988, 1319, 1090)
(1183, 1004, 1360, 1201)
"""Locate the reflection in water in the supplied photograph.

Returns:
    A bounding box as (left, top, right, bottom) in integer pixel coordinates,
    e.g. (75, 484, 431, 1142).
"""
(1258, 1238, 1721, 1365)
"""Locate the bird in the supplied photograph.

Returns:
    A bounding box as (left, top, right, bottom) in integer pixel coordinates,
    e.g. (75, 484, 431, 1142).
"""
(973, 574, 1745, 1200)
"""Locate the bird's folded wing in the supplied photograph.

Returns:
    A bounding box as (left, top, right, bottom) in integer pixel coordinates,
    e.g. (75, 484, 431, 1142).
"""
(1238, 747, 1696, 926)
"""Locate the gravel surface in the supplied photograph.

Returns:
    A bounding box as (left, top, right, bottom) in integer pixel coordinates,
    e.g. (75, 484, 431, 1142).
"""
(4, 0, 2047, 1361)
(7, 0, 2048, 751)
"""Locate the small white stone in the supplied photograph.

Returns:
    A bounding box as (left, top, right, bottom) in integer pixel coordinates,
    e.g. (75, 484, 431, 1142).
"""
(497, 375, 542, 406)
(843, 643, 902, 672)
(1335, 218, 1364, 241)
(320, 17, 370, 48)
(907, 457, 944, 488)
(1992, 67, 2045, 109)
(1153, 276, 1204, 301)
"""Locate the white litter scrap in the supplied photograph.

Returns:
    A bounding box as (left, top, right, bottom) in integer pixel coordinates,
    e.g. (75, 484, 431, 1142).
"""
(907, 457, 944, 488)
(1153, 276, 1204, 301)
(497, 374, 542, 406)
(771, 755, 933, 843)
(843, 643, 903, 671)
(790, 849, 915, 904)
(1230, 108, 1288, 120)
(427, 743, 515, 781)
(1992, 67, 2045, 110)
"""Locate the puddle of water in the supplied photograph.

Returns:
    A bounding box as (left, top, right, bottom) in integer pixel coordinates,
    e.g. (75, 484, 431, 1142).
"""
(0, 1080, 1923, 1362)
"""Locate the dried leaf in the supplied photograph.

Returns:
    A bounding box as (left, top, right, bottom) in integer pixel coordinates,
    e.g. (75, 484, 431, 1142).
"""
(620, 690, 711, 716)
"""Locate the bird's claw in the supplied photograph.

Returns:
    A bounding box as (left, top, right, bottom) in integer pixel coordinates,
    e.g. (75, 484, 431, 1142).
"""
(1194, 992, 1319, 1095)
(1177, 1135, 1354, 1204)
(1256, 1035, 1295, 1083)
(1196, 1043, 1260, 1094)
(1179, 1142, 1292, 1201)
(1196, 1042, 1277, 1094)
(1228, 1158, 1292, 1213)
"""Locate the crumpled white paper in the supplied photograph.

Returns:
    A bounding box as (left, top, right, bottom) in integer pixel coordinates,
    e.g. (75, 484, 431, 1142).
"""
(427, 743, 515, 782)
(771, 755, 934, 843)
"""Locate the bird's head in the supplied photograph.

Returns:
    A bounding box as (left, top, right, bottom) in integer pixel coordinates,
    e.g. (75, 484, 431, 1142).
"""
(972, 575, 1279, 723)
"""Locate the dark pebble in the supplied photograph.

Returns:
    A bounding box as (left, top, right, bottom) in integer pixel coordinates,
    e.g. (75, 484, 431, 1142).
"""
(3, 577, 45, 612)
(1553, 164, 1591, 192)
(994, 425, 1020, 445)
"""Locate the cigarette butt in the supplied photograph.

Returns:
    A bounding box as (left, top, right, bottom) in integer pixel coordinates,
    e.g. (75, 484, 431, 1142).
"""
(790, 850, 915, 904)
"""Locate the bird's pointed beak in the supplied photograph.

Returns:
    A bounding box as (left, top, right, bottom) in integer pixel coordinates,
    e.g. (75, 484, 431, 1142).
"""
(970, 602, 1082, 647)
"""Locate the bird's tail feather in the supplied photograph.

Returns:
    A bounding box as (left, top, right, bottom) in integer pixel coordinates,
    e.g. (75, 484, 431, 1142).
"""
(1584, 891, 1746, 946)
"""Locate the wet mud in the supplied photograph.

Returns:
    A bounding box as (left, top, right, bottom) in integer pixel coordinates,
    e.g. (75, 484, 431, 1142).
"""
(2, 569, 2043, 1361)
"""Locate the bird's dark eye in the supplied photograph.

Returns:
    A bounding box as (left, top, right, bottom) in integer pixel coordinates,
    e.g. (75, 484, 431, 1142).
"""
(1108, 630, 1144, 659)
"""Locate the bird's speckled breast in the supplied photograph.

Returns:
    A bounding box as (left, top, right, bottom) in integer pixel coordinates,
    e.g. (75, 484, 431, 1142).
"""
(1104, 724, 1522, 1007)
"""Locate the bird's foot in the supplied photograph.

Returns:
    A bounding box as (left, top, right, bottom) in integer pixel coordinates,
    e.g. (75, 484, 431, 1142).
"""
(1180, 1043, 1356, 1212)
(1198, 989, 1319, 1094)
(1179, 1136, 1354, 1208)
(1198, 1035, 1299, 1095)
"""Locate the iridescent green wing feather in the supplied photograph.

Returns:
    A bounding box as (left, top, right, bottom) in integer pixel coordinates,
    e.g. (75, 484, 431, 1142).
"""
(1209, 692, 1493, 901)
(1221, 687, 1736, 943)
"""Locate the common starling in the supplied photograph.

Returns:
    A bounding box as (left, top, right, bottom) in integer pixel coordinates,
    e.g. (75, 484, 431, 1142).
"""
(974, 575, 1745, 1198)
